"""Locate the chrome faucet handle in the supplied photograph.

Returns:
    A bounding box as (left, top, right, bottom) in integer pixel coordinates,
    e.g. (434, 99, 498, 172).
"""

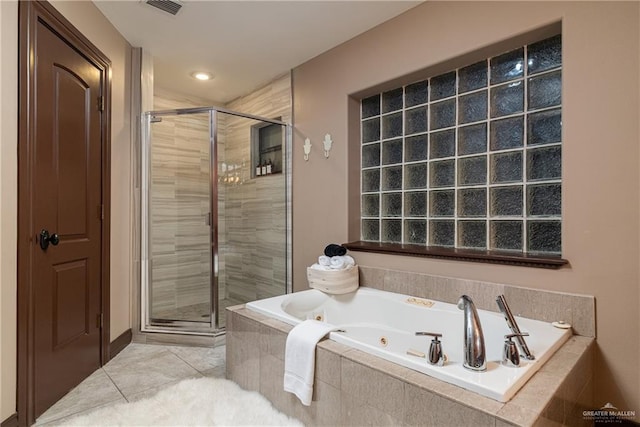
(505, 332, 529, 338)
(496, 295, 535, 360)
(415, 332, 444, 366)
(502, 333, 529, 367)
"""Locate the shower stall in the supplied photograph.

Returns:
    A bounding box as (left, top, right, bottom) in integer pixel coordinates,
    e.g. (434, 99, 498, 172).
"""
(141, 106, 290, 335)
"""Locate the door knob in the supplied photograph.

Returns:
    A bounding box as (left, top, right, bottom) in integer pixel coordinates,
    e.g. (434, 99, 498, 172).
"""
(39, 229, 60, 251)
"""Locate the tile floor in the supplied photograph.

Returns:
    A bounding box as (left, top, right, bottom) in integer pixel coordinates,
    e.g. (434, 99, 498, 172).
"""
(35, 343, 226, 426)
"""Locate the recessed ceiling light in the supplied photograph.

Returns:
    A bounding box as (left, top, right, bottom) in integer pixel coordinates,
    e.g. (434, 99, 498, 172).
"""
(191, 71, 213, 81)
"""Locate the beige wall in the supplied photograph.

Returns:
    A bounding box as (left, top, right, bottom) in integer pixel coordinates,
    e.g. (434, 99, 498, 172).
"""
(0, 1, 133, 420)
(0, 1, 18, 421)
(292, 1, 639, 412)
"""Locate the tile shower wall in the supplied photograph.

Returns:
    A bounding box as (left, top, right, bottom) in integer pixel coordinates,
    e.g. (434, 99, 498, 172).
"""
(361, 35, 562, 254)
(222, 74, 291, 306)
(149, 74, 290, 324)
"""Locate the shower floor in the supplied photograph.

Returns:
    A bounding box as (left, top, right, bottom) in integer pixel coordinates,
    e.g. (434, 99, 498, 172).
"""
(151, 296, 245, 328)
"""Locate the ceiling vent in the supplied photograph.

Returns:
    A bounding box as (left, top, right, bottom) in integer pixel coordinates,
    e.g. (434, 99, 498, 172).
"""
(145, 0, 183, 16)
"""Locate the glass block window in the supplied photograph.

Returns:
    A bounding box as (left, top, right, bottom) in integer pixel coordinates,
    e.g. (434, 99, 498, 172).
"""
(360, 35, 562, 254)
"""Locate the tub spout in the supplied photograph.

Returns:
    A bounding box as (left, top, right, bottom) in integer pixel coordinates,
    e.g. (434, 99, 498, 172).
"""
(457, 295, 486, 371)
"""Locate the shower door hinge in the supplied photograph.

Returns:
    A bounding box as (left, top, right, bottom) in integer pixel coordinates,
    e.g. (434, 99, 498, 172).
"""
(96, 313, 103, 329)
(98, 96, 104, 112)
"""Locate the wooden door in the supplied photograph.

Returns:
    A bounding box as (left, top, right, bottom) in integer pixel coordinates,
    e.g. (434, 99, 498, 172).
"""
(18, 2, 111, 424)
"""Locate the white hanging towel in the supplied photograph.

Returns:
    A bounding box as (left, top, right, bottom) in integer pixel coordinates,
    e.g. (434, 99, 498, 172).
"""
(283, 319, 337, 406)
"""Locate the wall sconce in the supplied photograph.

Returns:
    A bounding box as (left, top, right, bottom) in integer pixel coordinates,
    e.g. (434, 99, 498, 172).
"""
(323, 134, 333, 158)
(303, 138, 312, 161)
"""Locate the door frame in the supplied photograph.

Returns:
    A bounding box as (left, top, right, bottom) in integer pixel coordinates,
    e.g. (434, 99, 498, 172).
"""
(17, 1, 111, 425)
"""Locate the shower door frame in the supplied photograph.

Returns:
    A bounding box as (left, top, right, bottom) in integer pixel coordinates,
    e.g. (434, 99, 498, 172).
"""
(141, 106, 290, 336)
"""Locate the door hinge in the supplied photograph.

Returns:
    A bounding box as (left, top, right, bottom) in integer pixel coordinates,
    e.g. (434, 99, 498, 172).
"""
(96, 313, 103, 329)
(98, 204, 104, 220)
(98, 96, 104, 112)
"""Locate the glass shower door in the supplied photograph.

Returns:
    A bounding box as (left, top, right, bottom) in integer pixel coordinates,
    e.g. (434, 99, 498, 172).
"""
(216, 112, 288, 328)
(142, 106, 289, 335)
(145, 111, 214, 332)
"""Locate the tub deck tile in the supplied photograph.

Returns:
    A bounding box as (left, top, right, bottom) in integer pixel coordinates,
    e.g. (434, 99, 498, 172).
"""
(538, 345, 580, 376)
(316, 338, 351, 355)
(496, 403, 539, 427)
(227, 333, 261, 391)
(506, 371, 560, 415)
(358, 266, 385, 290)
(235, 306, 271, 324)
(555, 335, 592, 356)
(315, 346, 342, 389)
(404, 382, 498, 426)
(295, 380, 342, 427)
(225, 304, 244, 312)
(563, 377, 593, 426)
(383, 269, 429, 297)
(341, 357, 406, 420)
(538, 391, 564, 426)
(259, 323, 288, 360)
(558, 343, 594, 422)
(360, 267, 595, 338)
(340, 392, 404, 427)
(404, 369, 504, 416)
(258, 353, 302, 417)
(263, 317, 293, 334)
(568, 296, 595, 337)
(341, 348, 410, 382)
(260, 346, 342, 426)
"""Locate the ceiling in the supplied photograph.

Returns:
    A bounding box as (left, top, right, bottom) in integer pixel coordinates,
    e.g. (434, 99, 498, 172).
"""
(93, 0, 422, 104)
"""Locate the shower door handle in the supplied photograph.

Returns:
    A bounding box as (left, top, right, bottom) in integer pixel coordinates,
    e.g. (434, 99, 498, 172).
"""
(205, 213, 212, 226)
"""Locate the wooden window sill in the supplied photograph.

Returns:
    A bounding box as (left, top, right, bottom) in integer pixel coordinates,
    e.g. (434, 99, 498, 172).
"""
(343, 241, 568, 269)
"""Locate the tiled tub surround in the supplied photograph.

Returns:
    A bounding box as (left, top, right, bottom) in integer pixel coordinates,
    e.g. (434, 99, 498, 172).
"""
(227, 269, 595, 426)
(357, 267, 595, 338)
(246, 287, 572, 402)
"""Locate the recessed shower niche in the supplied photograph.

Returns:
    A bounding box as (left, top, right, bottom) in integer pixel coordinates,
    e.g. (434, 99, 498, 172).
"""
(251, 121, 283, 178)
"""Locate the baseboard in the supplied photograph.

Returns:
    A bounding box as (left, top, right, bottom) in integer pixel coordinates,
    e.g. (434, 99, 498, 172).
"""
(1, 413, 18, 427)
(109, 328, 132, 359)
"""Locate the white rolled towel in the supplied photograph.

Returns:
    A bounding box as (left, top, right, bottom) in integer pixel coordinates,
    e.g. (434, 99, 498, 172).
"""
(310, 263, 332, 271)
(344, 255, 355, 267)
(330, 256, 346, 270)
(318, 255, 331, 267)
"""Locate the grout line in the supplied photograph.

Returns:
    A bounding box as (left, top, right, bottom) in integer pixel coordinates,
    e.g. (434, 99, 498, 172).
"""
(166, 344, 227, 375)
(35, 369, 126, 425)
(101, 366, 130, 403)
(167, 346, 206, 373)
(104, 344, 199, 401)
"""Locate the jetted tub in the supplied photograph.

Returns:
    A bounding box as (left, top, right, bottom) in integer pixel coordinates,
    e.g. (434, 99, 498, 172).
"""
(246, 287, 571, 402)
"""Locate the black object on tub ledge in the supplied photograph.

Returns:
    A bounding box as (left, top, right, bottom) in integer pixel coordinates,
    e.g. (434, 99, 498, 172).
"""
(324, 244, 347, 257)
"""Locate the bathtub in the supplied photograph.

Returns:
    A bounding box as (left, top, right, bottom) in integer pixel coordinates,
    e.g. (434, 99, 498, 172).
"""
(246, 287, 571, 402)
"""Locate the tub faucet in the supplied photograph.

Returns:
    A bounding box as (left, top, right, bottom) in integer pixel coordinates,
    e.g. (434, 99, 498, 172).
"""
(457, 295, 487, 371)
